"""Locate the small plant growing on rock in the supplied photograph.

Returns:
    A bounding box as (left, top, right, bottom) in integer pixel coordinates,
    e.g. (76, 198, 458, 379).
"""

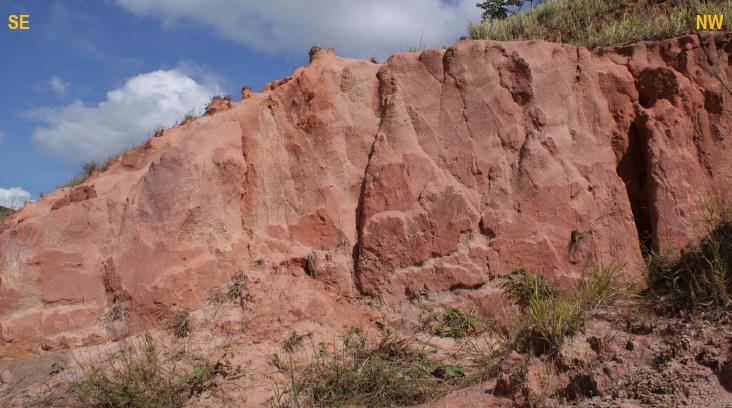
(103, 302, 128, 325)
(225, 272, 248, 309)
(210, 270, 253, 311)
(431, 308, 487, 338)
(173, 310, 191, 338)
(180, 109, 199, 125)
(502, 267, 559, 310)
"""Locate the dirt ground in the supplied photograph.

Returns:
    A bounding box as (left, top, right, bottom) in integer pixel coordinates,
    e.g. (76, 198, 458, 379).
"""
(3, 295, 731, 407)
(468, 302, 732, 407)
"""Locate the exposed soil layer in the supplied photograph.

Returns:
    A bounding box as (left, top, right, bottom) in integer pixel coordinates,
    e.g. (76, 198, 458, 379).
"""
(487, 303, 732, 407)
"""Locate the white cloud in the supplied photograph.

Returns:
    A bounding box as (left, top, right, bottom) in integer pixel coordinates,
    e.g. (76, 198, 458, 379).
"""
(0, 187, 31, 210)
(114, 0, 482, 58)
(49, 76, 70, 97)
(28, 69, 220, 162)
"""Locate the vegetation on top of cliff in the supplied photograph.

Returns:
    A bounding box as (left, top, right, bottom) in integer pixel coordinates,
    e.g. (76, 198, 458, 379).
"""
(60, 102, 213, 190)
(0, 206, 13, 220)
(469, 0, 732, 48)
(63, 159, 114, 188)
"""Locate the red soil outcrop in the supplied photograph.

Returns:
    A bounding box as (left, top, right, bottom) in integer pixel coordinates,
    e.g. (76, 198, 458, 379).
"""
(0, 33, 731, 359)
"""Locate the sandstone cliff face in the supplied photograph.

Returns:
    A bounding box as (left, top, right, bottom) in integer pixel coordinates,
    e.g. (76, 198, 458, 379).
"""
(1, 35, 730, 358)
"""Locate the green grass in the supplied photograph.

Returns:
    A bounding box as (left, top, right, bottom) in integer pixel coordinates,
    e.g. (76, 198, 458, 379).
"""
(469, 0, 732, 49)
(502, 267, 559, 311)
(647, 208, 731, 313)
(273, 328, 464, 407)
(432, 308, 488, 338)
(503, 265, 618, 353)
(68, 333, 232, 408)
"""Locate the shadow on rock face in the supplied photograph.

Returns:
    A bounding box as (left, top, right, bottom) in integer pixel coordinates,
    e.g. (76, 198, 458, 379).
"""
(719, 361, 732, 393)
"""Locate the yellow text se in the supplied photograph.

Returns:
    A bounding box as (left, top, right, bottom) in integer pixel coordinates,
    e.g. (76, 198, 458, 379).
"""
(8, 14, 30, 30)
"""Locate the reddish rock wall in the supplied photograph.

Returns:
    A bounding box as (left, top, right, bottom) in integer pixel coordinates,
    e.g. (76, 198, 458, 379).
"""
(1, 33, 730, 357)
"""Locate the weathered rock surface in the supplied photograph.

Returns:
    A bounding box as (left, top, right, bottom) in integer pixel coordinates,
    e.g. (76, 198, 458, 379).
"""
(1, 33, 731, 358)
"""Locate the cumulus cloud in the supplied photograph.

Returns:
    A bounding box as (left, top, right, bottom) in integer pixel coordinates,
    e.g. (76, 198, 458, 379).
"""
(49, 76, 70, 97)
(115, 0, 482, 58)
(0, 187, 31, 210)
(28, 69, 220, 162)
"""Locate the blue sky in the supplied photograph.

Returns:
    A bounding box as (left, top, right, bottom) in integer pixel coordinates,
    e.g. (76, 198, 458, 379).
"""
(0, 0, 480, 207)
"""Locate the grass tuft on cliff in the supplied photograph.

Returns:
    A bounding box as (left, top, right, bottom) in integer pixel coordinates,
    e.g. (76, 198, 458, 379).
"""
(647, 204, 732, 313)
(503, 265, 618, 353)
(63, 159, 114, 188)
(423, 307, 491, 338)
(469, 0, 732, 48)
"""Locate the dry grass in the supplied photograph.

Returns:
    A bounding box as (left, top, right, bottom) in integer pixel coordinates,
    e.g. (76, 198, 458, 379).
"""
(209, 270, 253, 311)
(272, 328, 466, 407)
(469, 0, 732, 48)
(67, 333, 233, 408)
(172, 310, 191, 339)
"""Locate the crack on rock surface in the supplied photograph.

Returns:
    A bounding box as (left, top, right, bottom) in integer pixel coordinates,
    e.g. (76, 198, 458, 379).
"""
(616, 117, 654, 253)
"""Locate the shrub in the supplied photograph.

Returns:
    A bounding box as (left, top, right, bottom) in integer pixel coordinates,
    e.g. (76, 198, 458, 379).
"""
(273, 328, 463, 407)
(68, 333, 231, 408)
(469, 0, 732, 49)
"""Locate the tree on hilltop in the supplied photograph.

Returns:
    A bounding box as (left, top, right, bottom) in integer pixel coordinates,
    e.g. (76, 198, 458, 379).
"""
(476, 0, 546, 20)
